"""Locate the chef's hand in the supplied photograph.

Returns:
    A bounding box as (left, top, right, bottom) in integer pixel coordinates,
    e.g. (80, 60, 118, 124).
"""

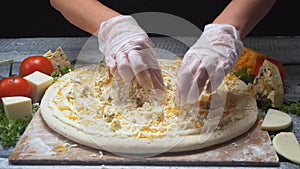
(175, 24, 244, 106)
(97, 15, 164, 91)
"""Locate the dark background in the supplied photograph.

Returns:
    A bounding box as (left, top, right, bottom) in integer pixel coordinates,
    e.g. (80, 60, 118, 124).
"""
(0, 1, 299, 38)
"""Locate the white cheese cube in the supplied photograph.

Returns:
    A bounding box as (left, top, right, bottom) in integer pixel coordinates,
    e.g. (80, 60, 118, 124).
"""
(2, 96, 32, 120)
(24, 71, 54, 103)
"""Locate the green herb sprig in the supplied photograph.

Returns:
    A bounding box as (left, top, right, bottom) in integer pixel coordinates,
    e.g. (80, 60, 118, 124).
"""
(0, 103, 30, 148)
(233, 67, 255, 84)
(280, 99, 300, 115)
(51, 66, 74, 80)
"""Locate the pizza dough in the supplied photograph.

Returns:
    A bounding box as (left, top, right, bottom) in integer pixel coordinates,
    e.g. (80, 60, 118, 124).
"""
(40, 59, 258, 156)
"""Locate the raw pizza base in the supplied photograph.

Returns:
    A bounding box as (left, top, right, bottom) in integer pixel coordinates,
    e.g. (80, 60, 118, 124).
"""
(40, 60, 258, 155)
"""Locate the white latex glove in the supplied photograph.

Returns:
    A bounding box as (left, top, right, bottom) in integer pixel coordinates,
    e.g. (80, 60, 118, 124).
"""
(175, 24, 244, 106)
(98, 15, 164, 91)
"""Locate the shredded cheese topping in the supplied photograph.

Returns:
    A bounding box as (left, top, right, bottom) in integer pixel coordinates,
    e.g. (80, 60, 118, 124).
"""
(49, 59, 253, 139)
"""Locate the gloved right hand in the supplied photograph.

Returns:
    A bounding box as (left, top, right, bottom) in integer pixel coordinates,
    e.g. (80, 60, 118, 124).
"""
(175, 24, 244, 106)
(98, 15, 164, 91)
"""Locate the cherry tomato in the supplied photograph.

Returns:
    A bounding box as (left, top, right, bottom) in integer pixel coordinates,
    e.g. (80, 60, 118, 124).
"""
(253, 58, 286, 80)
(20, 56, 54, 76)
(0, 77, 32, 99)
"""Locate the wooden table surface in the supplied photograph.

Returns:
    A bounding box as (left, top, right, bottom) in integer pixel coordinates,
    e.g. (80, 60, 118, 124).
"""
(0, 36, 299, 169)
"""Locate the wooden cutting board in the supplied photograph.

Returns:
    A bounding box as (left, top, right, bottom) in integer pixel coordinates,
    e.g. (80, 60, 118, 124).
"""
(9, 110, 279, 167)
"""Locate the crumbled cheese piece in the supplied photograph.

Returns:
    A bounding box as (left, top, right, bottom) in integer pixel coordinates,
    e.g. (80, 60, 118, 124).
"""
(253, 60, 284, 108)
(44, 47, 71, 73)
(110, 118, 121, 131)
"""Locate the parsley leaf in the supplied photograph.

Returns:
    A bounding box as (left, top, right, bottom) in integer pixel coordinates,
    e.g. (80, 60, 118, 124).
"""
(32, 103, 40, 113)
(233, 67, 255, 84)
(0, 102, 31, 148)
(51, 66, 74, 80)
(280, 99, 300, 115)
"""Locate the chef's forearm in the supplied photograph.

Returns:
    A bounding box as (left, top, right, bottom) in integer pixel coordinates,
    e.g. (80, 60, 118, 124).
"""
(213, 0, 276, 39)
(50, 0, 120, 35)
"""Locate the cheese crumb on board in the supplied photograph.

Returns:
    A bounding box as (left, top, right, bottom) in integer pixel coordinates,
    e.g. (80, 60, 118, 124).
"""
(261, 109, 292, 131)
(273, 132, 300, 165)
(89, 154, 97, 157)
(99, 151, 103, 158)
(70, 144, 78, 148)
(1, 96, 32, 120)
(24, 71, 54, 103)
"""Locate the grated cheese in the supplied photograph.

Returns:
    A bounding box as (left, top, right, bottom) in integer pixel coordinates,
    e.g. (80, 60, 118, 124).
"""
(48, 59, 252, 140)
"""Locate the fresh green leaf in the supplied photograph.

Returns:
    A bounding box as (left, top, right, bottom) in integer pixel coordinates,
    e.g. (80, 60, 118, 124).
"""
(59, 66, 73, 76)
(280, 99, 300, 115)
(269, 134, 275, 140)
(257, 99, 273, 116)
(51, 66, 74, 80)
(32, 103, 40, 113)
(0, 105, 30, 148)
(51, 71, 59, 79)
(233, 67, 255, 84)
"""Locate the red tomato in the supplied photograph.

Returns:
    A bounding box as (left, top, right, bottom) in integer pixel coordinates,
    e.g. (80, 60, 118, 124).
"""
(0, 77, 32, 99)
(20, 56, 54, 76)
(253, 58, 286, 80)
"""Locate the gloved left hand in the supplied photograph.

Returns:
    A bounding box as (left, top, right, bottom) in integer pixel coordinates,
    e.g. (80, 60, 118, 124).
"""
(175, 24, 244, 106)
